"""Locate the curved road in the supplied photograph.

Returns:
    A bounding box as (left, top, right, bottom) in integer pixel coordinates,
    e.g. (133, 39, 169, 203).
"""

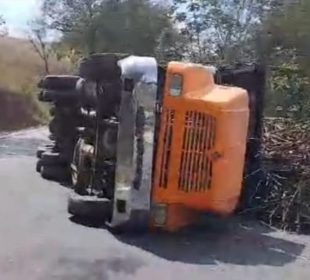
(0, 128, 309, 280)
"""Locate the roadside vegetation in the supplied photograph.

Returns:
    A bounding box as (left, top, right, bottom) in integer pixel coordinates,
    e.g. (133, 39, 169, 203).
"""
(0, 36, 71, 131)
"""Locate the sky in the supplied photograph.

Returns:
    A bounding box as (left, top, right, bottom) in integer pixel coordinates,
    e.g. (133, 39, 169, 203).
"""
(0, 0, 41, 37)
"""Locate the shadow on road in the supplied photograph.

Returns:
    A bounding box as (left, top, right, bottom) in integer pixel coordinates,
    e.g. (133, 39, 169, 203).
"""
(70, 216, 107, 229)
(70, 215, 305, 266)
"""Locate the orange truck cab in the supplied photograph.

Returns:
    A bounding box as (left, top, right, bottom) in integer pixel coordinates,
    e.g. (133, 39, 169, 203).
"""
(151, 62, 249, 231)
(67, 54, 265, 232)
(109, 57, 249, 232)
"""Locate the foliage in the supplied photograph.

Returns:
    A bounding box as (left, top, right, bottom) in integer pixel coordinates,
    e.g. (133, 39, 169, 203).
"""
(28, 18, 53, 74)
(264, 0, 310, 74)
(0, 14, 8, 36)
(42, 0, 173, 56)
(267, 49, 310, 120)
(42, 0, 102, 54)
(35, 0, 310, 123)
(171, 0, 272, 64)
(263, 0, 310, 120)
(155, 27, 188, 62)
(0, 37, 70, 130)
(51, 45, 81, 73)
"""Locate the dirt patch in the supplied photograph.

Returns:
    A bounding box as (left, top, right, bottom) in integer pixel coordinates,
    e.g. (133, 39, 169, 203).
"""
(0, 87, 45, 131)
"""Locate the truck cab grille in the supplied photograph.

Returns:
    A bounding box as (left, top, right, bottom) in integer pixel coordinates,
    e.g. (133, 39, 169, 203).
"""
(178, 111, 216, 192)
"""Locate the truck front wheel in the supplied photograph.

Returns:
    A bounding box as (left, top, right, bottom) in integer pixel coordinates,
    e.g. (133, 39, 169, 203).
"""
(68, 192, 112, 221)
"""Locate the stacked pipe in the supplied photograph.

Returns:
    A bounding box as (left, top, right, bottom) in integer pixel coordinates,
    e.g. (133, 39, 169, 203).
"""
(36, 75, 81, 182)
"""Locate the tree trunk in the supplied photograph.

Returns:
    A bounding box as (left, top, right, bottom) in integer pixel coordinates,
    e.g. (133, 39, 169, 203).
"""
(44, 56, 50, 74)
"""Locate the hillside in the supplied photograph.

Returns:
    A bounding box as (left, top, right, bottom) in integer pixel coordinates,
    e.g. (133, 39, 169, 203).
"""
(0, 36, 71, 131)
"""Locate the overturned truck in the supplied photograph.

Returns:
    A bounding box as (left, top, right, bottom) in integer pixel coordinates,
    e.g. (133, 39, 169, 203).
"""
(36, 54, 265, 232)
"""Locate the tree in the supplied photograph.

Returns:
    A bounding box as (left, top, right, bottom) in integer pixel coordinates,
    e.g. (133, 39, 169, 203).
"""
(96, 0, 173, 55)
(41, 0, 173, 56)
(264, 0, 310, 76)
(28, 18, 53, 74)
(155, 27, 188, 62)
(42, 0, 102, 54)
(172, 0, 272, 64)
(262, 0, 310, 119)
(0, 15, 4, 28)
(0, 15, 7, 36)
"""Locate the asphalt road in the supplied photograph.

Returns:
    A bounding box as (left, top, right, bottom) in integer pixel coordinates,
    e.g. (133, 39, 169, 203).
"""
(0, 128, 310, 280)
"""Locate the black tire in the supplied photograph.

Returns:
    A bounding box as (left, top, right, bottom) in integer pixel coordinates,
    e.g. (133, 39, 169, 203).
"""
(52, 130, 78, 141)
(38, 91, 47, 102)
(49, 118, 77, 136)
(39, 90, 54, 103)
(36, 144, 56, 158)
(49, 134, 55, 141)
(48, 118, 58, 135)
(54, 99, 80, 107)
(53, 106, 78, 118)
(36, 159, 43, 173)
(78, 53, 123, 81)
(42, 89, 79, 102)
(38, 75, 80, 90)
(41, 165, 70, 182)
(37, 147, 47, 159)
(68, 192, 112, 220)
(41, 151, 70, 165)
(76, 78, 97, 108)
(49, 106, 56, 117)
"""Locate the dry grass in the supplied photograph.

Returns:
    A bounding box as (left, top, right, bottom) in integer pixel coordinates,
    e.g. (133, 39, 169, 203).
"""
(0, 36, 71, 92)
(0, 36, 72, 131)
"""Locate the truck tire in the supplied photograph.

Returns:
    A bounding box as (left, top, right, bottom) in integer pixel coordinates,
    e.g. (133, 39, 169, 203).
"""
(38, 75, 80, 90)
(36, 159, 43, 173)
(54, 99, 79, 107)
(41, 165, 70, 182)
(42, 89, 79, 102)
(41, 152, 69, 165)
(49, 106, 56, 117)
(52, 106, 78, 118)
(37, 149, 44, 159)
(37, 147, 49, 159)
(48, 118, 58, 135)
(38, 91, 46, 102)
(36, 144, 56, 158)
(68, 192, 112, 220)
(78, 53, 123, 81)
(49, 118, 77, 137)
